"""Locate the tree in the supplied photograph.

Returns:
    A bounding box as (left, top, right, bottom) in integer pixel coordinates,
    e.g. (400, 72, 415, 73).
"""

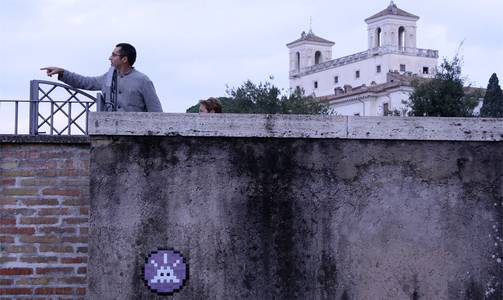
(480, 73, 503, 117)
(186, 79, 330, 115)
(408, 55, 478, 117)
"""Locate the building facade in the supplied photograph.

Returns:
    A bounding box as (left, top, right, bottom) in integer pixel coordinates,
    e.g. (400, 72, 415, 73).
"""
(287, 2, 439, 116)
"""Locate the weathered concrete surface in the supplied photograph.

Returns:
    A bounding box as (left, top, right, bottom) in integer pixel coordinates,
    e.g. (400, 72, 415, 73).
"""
(89, 126, 502, 299)
(89, 112, 503, 141)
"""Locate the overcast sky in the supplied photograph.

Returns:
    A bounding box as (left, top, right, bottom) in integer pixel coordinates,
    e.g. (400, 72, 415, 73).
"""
(1, 0, 502, 114)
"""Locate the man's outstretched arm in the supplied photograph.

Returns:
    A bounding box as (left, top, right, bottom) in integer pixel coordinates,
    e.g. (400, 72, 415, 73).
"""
(41, 66, 64, 78)
(41, 66, 104, 91)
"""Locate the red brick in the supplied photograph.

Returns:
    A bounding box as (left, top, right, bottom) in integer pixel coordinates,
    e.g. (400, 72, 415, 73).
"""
(2, 188, 38, 196)
(4, 245, 37, 253)
(0, 198, 17, 205)
(1, 179, 16, 185)
(61, 257, 87, 264)
(20, 178, 59, 186)
(79, 227, 88, 235)
(20, 235, 59, 243)
(39, 151, 73, 159)
(0, 257, 17, 263)
(20, 256, 58, 263)
(61, 236, 88, 243)
(21, 199, 59, 206)
(15, 277, 51, 285)
(0, 208, 36, 216)
(0, 236, 14, 243)
(0, 268, 33, 275)
(0, 279, 13, 285)
(59, 276, 86, 284)
(76, 287, 86, 295)
(1, 169, 36, 177)
(60, 179, 89, 187)
(58, 159, 75, 169)
(20, 217, 58, 225)
(0, 218, 16, 225)
(42, 188, 80, 197)
(36, 268, 73, 275)
(39, 245, 74, 253)
(0, 227, 35, 235)
(19, 161, 57, 169)
(62, 218, 87, 225)
(77, 267, 87, 274)
(38, 208, 69, 216)
(39, 227, 76, 234)
(0, 287, 33, 295)
(79, 207, 89, 215)
(61, 199, 88, 206)
(39, 169, 86, 177)
(76, 247, 88, 254)
(34, 287, 73, 295)
(1, 150, 39, 159)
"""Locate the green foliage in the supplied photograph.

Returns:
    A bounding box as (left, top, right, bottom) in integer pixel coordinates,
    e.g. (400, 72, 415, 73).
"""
(186, 79, 330, 115)
(408, 55, 477, 117)
(480, 73, 503, 117)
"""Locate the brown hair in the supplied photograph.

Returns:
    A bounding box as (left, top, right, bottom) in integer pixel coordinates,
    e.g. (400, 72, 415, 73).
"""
(199, 97, 222, 113)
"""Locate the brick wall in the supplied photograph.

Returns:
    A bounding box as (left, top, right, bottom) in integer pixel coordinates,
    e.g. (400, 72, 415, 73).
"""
(0, 136, 90, 299)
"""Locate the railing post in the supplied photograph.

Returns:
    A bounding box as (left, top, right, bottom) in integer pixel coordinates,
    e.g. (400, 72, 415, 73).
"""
(14, 101, 19, 135)
(29, 80, 39, 135)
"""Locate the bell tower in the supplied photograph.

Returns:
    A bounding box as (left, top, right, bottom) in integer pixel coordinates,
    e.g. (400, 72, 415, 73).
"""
(286, 30, 335, 77)
(365, 1, 419, 50)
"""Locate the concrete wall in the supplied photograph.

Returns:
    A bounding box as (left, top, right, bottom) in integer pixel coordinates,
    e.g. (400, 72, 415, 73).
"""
(89, 113, 502, 300)
(0, 136, 90, 298)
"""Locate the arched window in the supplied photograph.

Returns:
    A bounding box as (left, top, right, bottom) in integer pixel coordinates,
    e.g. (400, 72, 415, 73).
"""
(315, 51, 322, 65)
(296, 52, 300, 71)
(398, 26, 405, 50)
(376, 27, 382, 47)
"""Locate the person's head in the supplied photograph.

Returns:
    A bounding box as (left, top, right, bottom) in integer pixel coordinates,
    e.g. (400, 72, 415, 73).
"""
(199, 98, 222, 113)
(109, 43, 136, 68)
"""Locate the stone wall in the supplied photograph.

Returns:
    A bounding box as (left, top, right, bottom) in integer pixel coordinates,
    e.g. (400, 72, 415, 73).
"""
(88, 113, 503, 300)
(0, 136, 90, 299)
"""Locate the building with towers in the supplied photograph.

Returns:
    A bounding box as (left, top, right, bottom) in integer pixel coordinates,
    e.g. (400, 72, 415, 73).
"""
(286, 2, 439, 116)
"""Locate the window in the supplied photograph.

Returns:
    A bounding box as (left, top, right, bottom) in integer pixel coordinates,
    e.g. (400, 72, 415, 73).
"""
(334, 76, 339, 84)
(296, 52, 300, 71)
(423, 67, 429, 74)
(314, 81, 318, 89)
(315, 51, 322, 65)
(400, 64, 406, 72)
(376, 27, 382, 47)
(376, 65, 381, 73)
(398, 26, 405, 50)
(355, 70, 360, 78)
(383, 103, 389, 116)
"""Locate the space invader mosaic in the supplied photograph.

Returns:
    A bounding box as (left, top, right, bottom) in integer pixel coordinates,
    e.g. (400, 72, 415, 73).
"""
(143, 249, 188, 295)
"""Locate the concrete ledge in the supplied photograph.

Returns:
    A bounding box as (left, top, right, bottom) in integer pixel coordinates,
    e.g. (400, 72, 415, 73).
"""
(0, 134, 90, 144)
(89, 112, 503, 141)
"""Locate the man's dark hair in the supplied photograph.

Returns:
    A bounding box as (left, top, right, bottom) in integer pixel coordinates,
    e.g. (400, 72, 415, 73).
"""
(116, 43, 137, 66)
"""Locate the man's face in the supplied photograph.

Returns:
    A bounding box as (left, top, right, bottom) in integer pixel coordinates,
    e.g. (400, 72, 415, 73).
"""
(109, 46, 125, 68)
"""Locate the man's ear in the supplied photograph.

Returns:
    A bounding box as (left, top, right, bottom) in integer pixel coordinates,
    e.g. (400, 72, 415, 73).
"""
(121, 56, 128, 64)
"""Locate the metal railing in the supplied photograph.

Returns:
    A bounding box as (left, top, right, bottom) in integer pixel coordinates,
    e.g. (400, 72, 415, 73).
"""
(0, 81, 98, 135)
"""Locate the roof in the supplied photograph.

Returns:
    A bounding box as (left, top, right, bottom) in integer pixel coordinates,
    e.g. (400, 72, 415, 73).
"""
(365, 1, 419, 22)
(318, 71, 417, 103)
(286, 30, 335, 47)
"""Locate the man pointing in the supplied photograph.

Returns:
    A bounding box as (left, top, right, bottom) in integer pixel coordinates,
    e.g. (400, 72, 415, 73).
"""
(42, 43, 163, 112)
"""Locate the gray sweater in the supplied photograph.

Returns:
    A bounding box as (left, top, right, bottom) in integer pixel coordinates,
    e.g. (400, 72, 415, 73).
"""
(60, 68, 163, 112)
